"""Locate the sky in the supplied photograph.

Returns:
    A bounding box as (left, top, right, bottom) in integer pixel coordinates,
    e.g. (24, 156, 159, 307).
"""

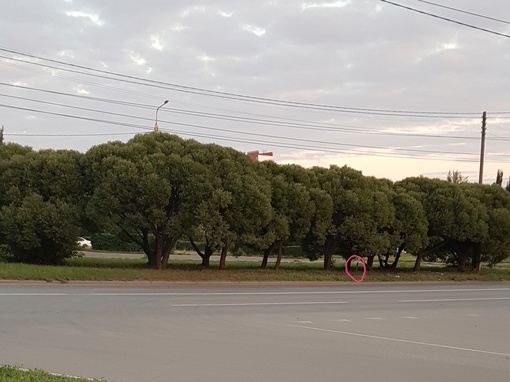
(1, 0, 510, 183)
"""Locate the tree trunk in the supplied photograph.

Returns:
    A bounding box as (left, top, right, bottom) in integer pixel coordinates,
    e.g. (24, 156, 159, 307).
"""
(188, 236, 212, 268)
(219, 241, 228, 270)
(161, 237, 176, 269)
(471, 243, 482, 271)
(147, 251, 156, 268)
(457, 252, 467, 272)
(378, 254, 386, 269)
(366, 256, 374, 271)
(391, 246, 404, 270)
(413, 251, 422, 272)
(261, 242, 276, 269)
(199, 255, 208, 267)
(323, 252, 332, 271)
(201, 247, 214, 268)
(153, 236, 163, 269)
(274, 240, 283, 270)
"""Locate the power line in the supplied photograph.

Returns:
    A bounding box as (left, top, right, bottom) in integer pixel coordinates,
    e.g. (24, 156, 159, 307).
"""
(379, 0, 510, 39)
(413, 0, 510, 25)
(0, 47, 487, 117)
(0, 85, 487, 141)
(0, 101, 482, 158)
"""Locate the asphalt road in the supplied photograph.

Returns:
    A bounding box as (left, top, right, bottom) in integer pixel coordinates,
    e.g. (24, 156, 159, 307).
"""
(1, 282, 509, 382)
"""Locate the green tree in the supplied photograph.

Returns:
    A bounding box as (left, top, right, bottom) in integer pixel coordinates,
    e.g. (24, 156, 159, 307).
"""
(447, 170, 468, 183)
(308, 166, 396, 271)
(85, 133, 210, 269)
(184, 142, 272, 269)
(461, 183, 510, 268)
(300, 187, 334, 267)
(378, 188, 428, 269)
(338, 179, 395, 271)
(0, 145, 84, 264)
(0, 193, 79, 264)
(495, 169, 504, 186)
(0, 147, 83, 206)
(399, 177, 488, 271)
(214, 154, 272, 270)
(254, 161, 313, 270)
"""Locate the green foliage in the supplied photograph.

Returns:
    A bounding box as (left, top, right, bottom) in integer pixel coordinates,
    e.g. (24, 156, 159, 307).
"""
(90, 233, 142, 252)
(495, 169, 504, 186)
(0, 365, 105, 381)
(446, 170, 468, 183)
(0, 244, 13, 262)
(0, 193, 79, 264)
(2, 133, 510, 273)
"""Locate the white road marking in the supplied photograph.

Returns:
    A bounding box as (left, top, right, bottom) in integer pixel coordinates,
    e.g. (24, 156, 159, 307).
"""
(292, 325, 510, 358)
(172, 301, 350, 307)
(1, 287, 510, 297)
(295, 320, 314, 324)
(334, 319, 351, 322)
(0, 293, 69, 296)
(365, 317, 384, 320)
(399, 297, 510, 303)
(401, 316, 419, 319)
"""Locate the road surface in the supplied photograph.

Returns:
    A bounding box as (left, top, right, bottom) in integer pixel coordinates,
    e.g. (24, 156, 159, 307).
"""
(1, 282, 509, 381)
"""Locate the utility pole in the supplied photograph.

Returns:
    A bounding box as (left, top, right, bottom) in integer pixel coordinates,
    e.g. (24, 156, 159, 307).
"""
(478, 111, 487, 184)
(0, 125, 4, 145)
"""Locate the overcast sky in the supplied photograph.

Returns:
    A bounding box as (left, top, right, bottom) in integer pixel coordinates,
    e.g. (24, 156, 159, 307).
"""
(1, 0, 510, 182)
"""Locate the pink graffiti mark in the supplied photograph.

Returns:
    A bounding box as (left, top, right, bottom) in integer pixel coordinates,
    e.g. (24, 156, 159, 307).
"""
(345, 254, 367, 283)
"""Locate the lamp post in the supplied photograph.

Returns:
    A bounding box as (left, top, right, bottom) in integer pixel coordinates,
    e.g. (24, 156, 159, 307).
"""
(154, 100, 169, 132)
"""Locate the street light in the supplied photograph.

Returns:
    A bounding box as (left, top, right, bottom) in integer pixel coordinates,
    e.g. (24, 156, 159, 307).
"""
(154, 100, 169, 132)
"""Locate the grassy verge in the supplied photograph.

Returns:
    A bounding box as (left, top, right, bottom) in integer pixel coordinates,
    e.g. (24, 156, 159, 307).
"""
(0, 365, 104, 382)
(0, 256, 509, 283)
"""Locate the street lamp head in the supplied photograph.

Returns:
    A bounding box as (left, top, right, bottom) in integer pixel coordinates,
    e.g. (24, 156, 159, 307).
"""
(163, 100, 169, 105)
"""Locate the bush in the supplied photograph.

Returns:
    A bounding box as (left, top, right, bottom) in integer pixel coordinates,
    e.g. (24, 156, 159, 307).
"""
(90, 233, 142, 252)
(0, 194, 79, 264)
(0, 244, 13, 263)
(175, 240, 199, 252)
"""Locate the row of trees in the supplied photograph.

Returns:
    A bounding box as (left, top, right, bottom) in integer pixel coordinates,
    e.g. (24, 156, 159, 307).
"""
(1, 133, 510, 271)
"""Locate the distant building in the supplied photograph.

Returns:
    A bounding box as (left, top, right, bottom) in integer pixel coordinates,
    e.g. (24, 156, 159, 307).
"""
(247, 150, 273, 162)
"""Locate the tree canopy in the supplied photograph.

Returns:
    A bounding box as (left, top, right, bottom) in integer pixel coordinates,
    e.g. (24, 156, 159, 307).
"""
(1, 132, 510, 271)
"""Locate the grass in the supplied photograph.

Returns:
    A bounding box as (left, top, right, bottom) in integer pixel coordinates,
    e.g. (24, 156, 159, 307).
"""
(0, 365, 105, 382)
(0, 254, 509, 283)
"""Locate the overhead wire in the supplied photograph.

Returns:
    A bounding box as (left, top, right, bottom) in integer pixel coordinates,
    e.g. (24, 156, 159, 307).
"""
(412, 0, 510, 25)
(0, 47, 489, 117)
(0, 101, 484, 158)
(2, 47, 509, 165)
(0, 83, 487, 140)
(379, 0, 510, 39)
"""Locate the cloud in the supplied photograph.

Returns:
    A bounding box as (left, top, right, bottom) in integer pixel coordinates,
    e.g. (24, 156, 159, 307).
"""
(128, 52, 146, 66)
(66, 11, 104, 26)
(2, 0, 510, 182)
(150, 34, 164, 51)
(75, 85, 90, 95)
(242, 24, 266, 37)
(301, 1, 350, 10)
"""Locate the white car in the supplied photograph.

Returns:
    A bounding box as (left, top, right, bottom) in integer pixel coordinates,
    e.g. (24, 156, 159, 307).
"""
(77, 237, 92, 249)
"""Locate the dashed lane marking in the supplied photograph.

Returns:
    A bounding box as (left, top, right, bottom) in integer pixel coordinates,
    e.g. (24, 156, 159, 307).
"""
(292, 325, 510, 358)
(171, 301, 349, 307)
(399, 297, 510, 303)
